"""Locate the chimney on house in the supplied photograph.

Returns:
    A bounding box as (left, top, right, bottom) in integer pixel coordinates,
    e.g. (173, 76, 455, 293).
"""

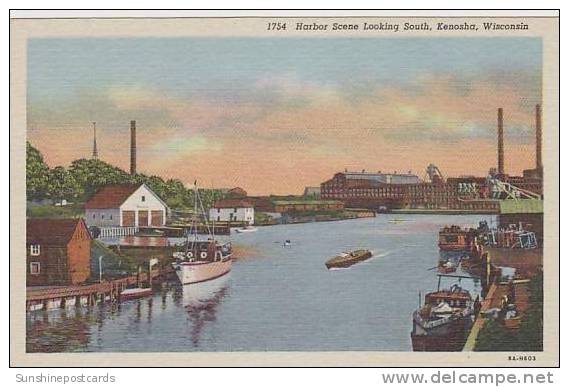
(535, 104, 542, 171)
(130, 120, 136, 175)
(497, 108, 504, 175)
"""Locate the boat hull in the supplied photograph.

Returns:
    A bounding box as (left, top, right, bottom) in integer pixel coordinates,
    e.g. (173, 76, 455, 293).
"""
(325, 250, 372, 269)
(438, 243, 471, 251)
(174, 259, 232, 285)
(235, 227, 257, 233)
(120, 288, 153, 301)
(411, 315, 473, 352)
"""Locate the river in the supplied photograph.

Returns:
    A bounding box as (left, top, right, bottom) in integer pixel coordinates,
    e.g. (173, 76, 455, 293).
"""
(26, 214, 494, 352)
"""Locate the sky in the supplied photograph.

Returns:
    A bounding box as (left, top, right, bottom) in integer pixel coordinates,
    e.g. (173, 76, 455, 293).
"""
(27, 37, 542, 195)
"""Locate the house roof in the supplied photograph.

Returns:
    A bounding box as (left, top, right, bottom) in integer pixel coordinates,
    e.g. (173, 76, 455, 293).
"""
(26, 218, 89, 246)
(212, 198, 254, 208)
(227, 187, 248, 198)
(84, 184, 142, 209)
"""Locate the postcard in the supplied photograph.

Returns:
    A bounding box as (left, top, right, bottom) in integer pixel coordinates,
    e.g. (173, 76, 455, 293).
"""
(9, 10, 559, 367)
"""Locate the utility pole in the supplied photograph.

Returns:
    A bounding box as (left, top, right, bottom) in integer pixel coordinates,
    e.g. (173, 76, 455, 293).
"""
(98, 255, 103, 283)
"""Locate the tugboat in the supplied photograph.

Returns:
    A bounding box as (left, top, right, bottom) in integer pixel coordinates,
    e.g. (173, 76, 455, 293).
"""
(411, 277, 479, 351)
(172, 182, 232, 285)
(438, 225, 478, 251)
(325, 249, 372, 269)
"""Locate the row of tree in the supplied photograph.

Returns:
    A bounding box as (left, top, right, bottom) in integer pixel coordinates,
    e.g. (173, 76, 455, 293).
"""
(26, 141, 227, 210)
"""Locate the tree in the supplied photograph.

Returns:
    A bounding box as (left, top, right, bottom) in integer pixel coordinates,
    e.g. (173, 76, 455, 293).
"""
(26, 145, 228, 211)
(46, 166, 83, 202)
(68, 158, 131, 199)
(26, 141, 50, 200)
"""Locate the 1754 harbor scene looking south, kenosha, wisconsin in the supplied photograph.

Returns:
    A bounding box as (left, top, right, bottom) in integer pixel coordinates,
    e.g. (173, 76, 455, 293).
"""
(25, 35, 546, 354)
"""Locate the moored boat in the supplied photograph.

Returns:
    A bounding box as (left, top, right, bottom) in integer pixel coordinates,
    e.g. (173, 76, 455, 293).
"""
(438, 260, 457, 274)
(325, 249, 372, 269)
(438, 225, 478, 251)
(172, 182, 232, 285)
(411, 282, 478, 351)
(120, 287, 152, 300)
(173, 241, 232, 285)
(235, 226, 258, 233)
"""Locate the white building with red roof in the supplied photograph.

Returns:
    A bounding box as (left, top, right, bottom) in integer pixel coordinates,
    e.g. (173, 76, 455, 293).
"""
(84, 183, 169, 228)
(209, 198, 254, 225)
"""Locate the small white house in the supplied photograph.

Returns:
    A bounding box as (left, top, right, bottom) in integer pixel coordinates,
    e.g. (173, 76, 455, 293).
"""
(209, 199, 254, 225)
(84, 183, 169, 228)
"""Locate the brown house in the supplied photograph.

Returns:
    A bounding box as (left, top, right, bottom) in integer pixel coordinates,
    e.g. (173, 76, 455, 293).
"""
(26, 218, 92, 286)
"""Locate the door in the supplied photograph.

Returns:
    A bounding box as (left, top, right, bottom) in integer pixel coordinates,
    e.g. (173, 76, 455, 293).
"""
(151, 210, 163, 226)
(138, 210, 149, 227)
(122, 210, 135, 226)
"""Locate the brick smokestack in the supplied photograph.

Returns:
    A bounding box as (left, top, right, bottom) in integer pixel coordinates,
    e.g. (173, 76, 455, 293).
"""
(497, 108, 504, 175)
(130, 120, 136, 175)
(536, 104, 542, 170)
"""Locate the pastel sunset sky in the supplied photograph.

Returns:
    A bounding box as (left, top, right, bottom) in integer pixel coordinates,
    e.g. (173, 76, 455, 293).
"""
(27, 37, 542, 195)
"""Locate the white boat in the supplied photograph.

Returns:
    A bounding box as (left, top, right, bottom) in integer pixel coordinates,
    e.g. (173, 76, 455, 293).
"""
(120, 287, 152, 300)
(235, 226, 258, 233)
(173, 248, 232, 285)
(172, 182, 233, 285)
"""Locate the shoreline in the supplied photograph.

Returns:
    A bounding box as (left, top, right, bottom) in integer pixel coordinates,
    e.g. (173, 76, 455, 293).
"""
(389, 209, 499, 215)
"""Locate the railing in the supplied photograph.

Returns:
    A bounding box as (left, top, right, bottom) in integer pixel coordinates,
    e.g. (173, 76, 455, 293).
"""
(99, 226, 139, 238)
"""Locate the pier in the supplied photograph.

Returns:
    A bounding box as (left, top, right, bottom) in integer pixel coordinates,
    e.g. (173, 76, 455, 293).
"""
(463, 279, 531, 351)
(26, 269, 164, 312)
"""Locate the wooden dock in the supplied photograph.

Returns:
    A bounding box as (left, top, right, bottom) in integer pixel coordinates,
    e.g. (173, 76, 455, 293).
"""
(26, 269, 163, 312)
(463, 279, 531, 351)
(145, 222, 247, 236)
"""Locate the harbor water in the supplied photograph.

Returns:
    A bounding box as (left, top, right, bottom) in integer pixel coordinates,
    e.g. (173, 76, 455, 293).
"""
(26, 214, 493, 352)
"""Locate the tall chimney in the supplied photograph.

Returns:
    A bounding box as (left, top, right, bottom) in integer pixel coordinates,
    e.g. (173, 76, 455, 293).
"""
(497, 108, 504, 175)
(130, 120, 136, 175)
(536, 104, 542, 170)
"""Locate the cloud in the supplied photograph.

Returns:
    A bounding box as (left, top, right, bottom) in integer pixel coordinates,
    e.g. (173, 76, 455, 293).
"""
(27, 69, 540, 194)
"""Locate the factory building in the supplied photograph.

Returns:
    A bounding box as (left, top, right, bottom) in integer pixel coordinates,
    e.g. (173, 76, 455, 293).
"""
(320, 171, 420, 209)
(321, 106, 543, 211)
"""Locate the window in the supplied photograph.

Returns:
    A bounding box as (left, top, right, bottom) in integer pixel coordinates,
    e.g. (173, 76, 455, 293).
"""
(102, 214, 105, 219)
(141, 195, 146, 202)
(110, 215, 113, 220)
(93, 213, 96, 219)
(30, 244, 40, 256)
(30, 262, 40, 274)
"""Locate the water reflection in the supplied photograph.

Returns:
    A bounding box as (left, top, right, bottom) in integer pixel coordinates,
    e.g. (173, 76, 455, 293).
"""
(26, 215, 497, 352)
(27, 308, 92, 353)
(179, 274, 230, 347)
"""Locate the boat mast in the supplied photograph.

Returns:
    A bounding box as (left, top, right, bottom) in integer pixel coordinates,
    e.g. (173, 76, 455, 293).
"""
(196, 184, 213, 239)
(189, 180, 199, 252)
